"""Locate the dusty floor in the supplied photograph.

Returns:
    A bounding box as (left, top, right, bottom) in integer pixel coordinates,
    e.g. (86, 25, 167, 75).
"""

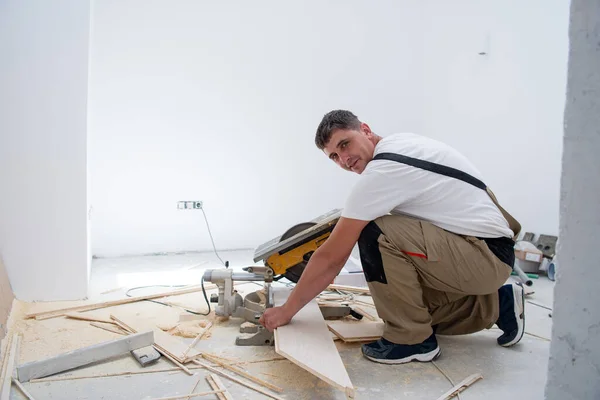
(2, 250, 554, 399)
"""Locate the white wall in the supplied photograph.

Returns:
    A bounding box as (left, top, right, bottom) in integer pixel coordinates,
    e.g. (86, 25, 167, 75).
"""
(89, 1, 568, 258)
(0, 1, 91, 300)
(88, 0, 424, 257)
(422, 0, 569, 236)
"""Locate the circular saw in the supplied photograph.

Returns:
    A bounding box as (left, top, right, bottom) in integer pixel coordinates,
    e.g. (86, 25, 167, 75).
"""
(252, 209, 342, 283)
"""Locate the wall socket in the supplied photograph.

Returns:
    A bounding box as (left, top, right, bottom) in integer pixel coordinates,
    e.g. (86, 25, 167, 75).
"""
(177, 201, 203, 210)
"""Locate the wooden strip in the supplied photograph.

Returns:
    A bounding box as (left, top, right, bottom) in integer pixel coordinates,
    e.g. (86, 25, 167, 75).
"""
(0, 333, 14, 393)
(274, 288, 354, 399)
(192, 359, 284, 400)
(435, 373, 483, 400)
(208, 374, 233, 400)
(326, 321, 384, 342)
(207, 376, 227, 400)
(29, 366, 208, 383)
(186, 370, 205, 400)
(351, 307, 377, 321)
(182, 322, 213, 357)
(17, 331, 154, 382)
(100, 287, 123, 295)
(0, 334, 20, 398)
(12, 378, 37, 400)
(352, 299, 376, 308)
(90, 322, 128, 335)
(26, 284, 214, 320)
(111, 313, 202, 363)
(65, 312, 115, 324)
(326, 284, 370, 295)
(157, 347, 193, 375)
(147, 389, 225, 400)
(202, 353, 283, 393)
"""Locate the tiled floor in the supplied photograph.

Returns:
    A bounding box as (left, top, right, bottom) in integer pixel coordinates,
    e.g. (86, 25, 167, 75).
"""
(9, 250, 554, 399)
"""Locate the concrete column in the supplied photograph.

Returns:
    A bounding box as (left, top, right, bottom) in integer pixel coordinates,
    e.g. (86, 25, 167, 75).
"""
(545, 0, 600, 399)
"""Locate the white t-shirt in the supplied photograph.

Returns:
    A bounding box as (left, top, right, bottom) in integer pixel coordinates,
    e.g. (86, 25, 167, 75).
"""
(341, 133, 513, 239)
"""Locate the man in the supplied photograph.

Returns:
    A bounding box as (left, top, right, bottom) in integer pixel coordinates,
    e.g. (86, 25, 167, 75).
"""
(259, 110, 525, 364)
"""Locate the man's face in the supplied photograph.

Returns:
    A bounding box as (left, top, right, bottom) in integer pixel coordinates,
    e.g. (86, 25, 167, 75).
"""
(323, 123, 377, 174)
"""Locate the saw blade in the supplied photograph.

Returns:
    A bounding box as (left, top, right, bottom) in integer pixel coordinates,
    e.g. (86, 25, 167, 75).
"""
(279, 222, 316, 283)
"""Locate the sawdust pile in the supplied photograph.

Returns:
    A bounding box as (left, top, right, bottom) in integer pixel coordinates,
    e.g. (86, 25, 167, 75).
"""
(157, 320, 212, 338)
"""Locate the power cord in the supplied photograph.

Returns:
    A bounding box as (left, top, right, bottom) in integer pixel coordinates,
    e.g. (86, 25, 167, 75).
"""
(123, 205, 226, 315)
(125, 278, 212, 316)
(201, 207, 227, 267)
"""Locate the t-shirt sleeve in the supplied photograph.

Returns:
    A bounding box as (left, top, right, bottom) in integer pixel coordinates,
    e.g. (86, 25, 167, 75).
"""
(340, 165, 418, 221)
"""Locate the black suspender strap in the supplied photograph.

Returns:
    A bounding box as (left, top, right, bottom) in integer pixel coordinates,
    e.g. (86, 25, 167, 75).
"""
(371, 151, 522, 241)
(373, 152, 487, 191)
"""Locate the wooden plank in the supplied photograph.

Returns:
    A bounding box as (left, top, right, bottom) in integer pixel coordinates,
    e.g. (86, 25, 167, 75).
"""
(146, 389, 225, 400)
(0, 333, 14, 393)
(202, 353, 283, 393)
(17, 331, 154, 382)
(435, 373, 483, 400)
(326, 284, 370, 295)
(192, 359, 284, 400)
(65, 312, 115, 324)
(12, 378, 37, 400)
(89, 322, 128, 335)
(25, 284, 213, 320)
(0, 334, 19, 398)
(182, 322, 213, 357)
(110, 312, 202, 363)
(326, 321, 384, 342)
(208, 374, 233, 400)
(273, 288, 354, 399)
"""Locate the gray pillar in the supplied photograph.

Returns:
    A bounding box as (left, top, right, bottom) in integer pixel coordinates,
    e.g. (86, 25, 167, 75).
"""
(545, 1, 600, 399)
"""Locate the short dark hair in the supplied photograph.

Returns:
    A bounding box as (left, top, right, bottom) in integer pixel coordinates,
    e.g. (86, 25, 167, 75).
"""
(315, 110, 361, 150)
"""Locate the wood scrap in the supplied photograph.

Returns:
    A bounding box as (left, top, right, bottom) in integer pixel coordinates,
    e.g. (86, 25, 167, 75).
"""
(17, 331, 154, 382)
(202, 353, 283, 393)
(435, 373, 483, 400)
(207, 374, 233, 400)
(182, 322, 213, 357)
(90, 321, 128, 335)
(192, 359, 284, 400)
(65, 312, 115, 324)
(111, 312, 202, 363)
(274, 288, 354, 399)
(327, 321, 383, 342)
(12, 378, 36, 400)
(147, 389, 225, 400)
(327, 284, 370, 295)
(0, 334, 20, 398)
(157, 347, 193, 375)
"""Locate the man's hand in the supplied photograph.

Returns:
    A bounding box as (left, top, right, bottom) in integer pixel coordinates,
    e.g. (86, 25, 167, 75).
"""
(259, 306, 293, 332)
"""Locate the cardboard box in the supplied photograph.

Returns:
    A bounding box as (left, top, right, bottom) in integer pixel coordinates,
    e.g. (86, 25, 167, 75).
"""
(515, 249, 543, 263)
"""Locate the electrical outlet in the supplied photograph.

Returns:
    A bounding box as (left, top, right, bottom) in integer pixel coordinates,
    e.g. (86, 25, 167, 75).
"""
(177, 201, 203, 210)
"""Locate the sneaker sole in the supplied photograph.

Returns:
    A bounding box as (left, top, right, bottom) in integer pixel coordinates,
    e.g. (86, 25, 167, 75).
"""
(363, 346, 441, 365)
(500, 283, 525, 347)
